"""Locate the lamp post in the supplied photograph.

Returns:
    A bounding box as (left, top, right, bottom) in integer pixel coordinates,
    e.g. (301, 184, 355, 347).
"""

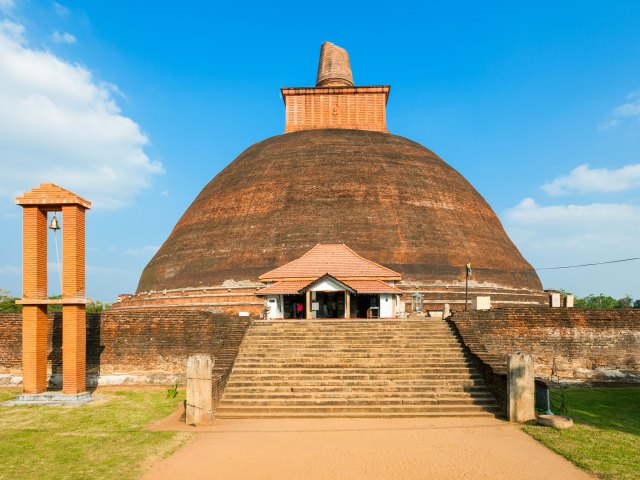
(465, 263, 472, 311)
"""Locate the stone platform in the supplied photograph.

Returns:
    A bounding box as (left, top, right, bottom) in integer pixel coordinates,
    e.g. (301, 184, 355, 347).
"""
(3, 391, 95, 406)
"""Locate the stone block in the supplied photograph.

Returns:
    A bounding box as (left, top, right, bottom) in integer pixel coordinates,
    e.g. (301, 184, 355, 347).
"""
(564, 295, 574, 308)
(472, 296, 491, 310)
(442, 303, 451, 319)
(507, 353, 535, 422)
(550, 292, 561, 308)
(186, 354, 213, 425)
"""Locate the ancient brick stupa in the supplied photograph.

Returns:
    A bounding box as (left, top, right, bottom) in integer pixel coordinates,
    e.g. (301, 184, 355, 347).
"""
(114, 42, 546, 315)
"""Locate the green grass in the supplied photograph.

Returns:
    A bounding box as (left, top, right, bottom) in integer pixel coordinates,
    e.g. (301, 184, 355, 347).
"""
(523, 387, 640, 480)
(0, 388, 191, 480)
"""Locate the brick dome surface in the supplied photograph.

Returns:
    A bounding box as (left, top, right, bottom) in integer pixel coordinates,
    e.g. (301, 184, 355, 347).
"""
(137, 129, 542, 293)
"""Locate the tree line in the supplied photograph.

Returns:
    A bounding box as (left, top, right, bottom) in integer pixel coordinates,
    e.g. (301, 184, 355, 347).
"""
(0, 289, 110, 313)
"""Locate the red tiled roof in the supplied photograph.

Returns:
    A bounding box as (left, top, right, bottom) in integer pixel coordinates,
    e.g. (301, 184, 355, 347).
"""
(256, 280, 312, 295)
(257, 278, 402, 296)
(342, 279, 403, 294)
(259, 244, 400, 281)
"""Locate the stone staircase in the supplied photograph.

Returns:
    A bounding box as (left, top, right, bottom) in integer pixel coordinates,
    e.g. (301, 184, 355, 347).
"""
(216, 319, 500, 418)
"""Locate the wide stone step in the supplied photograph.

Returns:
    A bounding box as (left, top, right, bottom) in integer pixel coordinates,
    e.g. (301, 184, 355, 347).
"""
(245, 330, 460, 340)
(222, 384, 491, 394)
(215, 404, 499, 414)
(240, 346, 464, 352)
(219, 398, 497, 408)
(237, 351, 468, 357)
(230, 366, 475, 374)
(234, 358, 473, 369)
(215, 410, 498, 419)
(221, 390, 495, 400)
(226, 377, 487, 388)
(228, 373, 481, 382)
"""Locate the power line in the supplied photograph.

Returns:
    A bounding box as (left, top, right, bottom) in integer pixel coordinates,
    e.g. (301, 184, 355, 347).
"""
(536, 257, 640, 271)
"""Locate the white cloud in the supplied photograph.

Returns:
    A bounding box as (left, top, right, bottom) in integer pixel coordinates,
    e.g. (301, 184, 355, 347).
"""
(599, 90, 640, 130)
(542, 163, 640, 196)
(0, 0, 15, 14)
(597, 118, 620, 131)
(0, 264, 20, 275)
(124, 245, 159, 256)
(504, 198, 640, 257)
(502, 198, 640, 296)
(53, 2, 70, 18)
(51, 30, 76, 44)
(0, 21, 163, 209)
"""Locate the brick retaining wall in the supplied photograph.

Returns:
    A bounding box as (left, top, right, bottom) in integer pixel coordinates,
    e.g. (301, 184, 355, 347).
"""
(0, 310, 251, 408)
(450, 307, 640, 383)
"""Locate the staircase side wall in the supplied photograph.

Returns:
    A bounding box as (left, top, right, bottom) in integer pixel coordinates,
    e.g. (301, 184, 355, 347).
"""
(449, 307, 640, 384)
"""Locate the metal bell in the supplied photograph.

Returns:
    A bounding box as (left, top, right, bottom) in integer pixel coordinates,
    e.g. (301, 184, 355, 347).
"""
(49, 214, 61, 231)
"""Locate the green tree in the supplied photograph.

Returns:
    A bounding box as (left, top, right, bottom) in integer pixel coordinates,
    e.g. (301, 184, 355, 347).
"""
(634, 299, 640, 309)
(616, 295, 634, 309)
(0, 297, 21, 312)
(574, 294, 618, 309)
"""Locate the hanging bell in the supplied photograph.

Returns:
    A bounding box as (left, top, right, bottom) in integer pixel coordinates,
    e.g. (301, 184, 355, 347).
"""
(49, 214, 61, 231)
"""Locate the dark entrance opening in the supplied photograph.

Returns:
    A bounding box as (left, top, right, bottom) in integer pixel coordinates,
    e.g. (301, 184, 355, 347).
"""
(354, 294, 380, 318)
(283, 294, 306, 319)
(315, 292, 345, 318)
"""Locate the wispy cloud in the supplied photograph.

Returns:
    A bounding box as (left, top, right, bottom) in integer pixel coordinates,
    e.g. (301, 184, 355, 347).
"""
(51, 30, 76, 44)
(542, 163, 640, 196)
(0, 0, 15, 14)
(0, 264, 20, 275)
(599, 90, 640, 130)
(0, 21, 164, 209)
(124, 245, 159, 257)
(53, 2, 70, 18)
(503, 198, 640, 258)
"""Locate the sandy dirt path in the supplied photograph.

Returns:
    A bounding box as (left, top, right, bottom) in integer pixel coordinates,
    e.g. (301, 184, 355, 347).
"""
(143, 412, 592, 480)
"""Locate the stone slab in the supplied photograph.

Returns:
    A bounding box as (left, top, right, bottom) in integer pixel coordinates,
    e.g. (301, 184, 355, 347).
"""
(3, 391, 95, 406)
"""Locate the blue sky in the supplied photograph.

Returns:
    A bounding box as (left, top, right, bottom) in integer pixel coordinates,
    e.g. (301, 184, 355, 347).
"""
(0, 1, 639, 301)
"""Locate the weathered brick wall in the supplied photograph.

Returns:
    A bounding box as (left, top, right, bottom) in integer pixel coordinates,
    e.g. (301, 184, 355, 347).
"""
(450, 307, 640, 383)
(0, 313, 21, 372)
(0, 310, 251, 406)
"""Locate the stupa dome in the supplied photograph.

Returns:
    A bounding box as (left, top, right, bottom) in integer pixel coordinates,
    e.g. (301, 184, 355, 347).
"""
(137, 128, 541, 295)
(114, 42, 545, 313)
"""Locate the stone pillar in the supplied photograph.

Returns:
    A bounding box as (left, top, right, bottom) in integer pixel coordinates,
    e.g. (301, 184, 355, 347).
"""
(442, 303, 451, 319)
(345, 293, 350, 319)
(306, 290, 312, 319)
(565, 295, 574, 308)
(186, 354, 213, 425)
(21, 207, 48, 394)
(507, 353, 535, 422)
(61, 205, 86, 394)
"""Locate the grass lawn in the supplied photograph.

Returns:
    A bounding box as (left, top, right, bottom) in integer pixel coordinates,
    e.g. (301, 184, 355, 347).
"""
(523, 387, 640, 480)
(0, 388, 191, 480)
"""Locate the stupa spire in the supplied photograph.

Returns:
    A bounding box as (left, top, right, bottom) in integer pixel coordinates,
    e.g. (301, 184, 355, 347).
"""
(316, 42, 354, 87)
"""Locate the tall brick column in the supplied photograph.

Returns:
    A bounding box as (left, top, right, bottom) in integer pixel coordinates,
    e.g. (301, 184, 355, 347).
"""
(62, 205, 86, 394)
(21, 207, 48, 393)
(16, 184, 91, 396)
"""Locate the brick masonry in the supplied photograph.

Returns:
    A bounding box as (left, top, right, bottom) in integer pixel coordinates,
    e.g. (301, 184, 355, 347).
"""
(0, 310, 251, 409)
(450, 307, 640, 383)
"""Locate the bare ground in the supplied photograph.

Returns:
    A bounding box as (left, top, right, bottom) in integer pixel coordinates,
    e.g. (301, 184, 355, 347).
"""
(143, 409, 593, 480)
